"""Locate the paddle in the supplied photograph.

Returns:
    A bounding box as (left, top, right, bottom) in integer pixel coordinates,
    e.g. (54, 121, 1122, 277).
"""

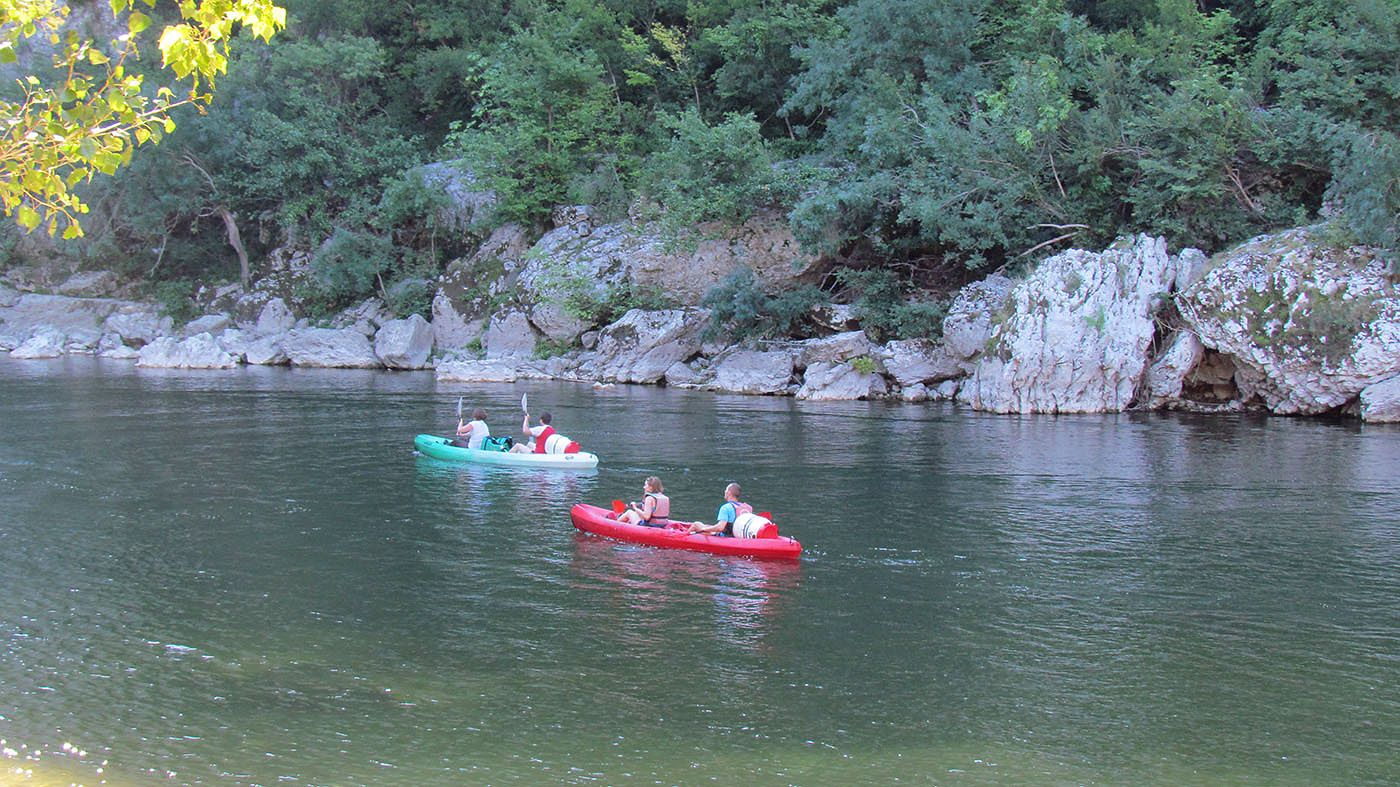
(611, 499, 626, 515)
(521, 392, 528, 414)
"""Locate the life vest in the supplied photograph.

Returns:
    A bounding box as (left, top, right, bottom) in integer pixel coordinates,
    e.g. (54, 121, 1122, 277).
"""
(534, 425, 580, 454)
(533, 425, 556, 454)
(643, 492, 670, 520)
(732, 509, 777, 539)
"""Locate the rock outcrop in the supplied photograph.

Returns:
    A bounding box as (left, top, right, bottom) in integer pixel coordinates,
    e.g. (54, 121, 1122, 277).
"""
(281, 328, 382, 368)
(582, 308, 707, 383)
(137, 333, 239, 368)
(709, 349, 795, 395)
(1176, 228, 1400, 414)
(374, 314, 434, 369)
(958, 235, 1184, 413)
(797, 360, 888, 400)
(10, 327, 66, 358)
(1359, 376, 1400, 422)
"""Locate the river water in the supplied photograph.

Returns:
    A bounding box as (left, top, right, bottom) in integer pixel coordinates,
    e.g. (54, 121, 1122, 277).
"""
(1, 357, 1397, 785)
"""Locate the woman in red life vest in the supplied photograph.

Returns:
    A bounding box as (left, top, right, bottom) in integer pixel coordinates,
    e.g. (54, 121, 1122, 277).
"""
(509, 410, 581, 454)
(618, 476, 671, 527)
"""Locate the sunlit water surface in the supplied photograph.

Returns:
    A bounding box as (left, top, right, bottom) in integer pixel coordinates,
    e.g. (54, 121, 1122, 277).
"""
(1, 357, 1397, 785)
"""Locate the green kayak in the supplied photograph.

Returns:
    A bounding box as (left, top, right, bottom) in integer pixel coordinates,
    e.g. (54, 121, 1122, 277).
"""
(414, 434, 599, 469)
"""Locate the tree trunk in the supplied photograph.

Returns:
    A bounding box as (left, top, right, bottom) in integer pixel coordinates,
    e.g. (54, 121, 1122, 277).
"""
(216, 206, 250, 289)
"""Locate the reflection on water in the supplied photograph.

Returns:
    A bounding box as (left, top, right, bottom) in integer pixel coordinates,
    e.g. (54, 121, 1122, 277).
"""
(1, 357, 1398, 785)
(568, 536, 800, 654)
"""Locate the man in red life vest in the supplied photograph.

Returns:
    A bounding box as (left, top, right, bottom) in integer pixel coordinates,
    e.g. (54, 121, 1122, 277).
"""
(509, 410, 581, 454)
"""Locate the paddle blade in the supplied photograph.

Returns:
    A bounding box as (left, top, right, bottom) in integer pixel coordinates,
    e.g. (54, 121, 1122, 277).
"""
(456, 397, 463, 419)
(611, 499, 626, 515)
(521, 392, 528, 413)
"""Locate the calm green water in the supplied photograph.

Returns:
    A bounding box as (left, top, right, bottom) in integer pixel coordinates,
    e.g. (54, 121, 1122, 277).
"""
(1, 357, 1397, 786)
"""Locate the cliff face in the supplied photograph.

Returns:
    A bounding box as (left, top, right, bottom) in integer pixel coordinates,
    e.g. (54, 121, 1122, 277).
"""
(5, 219, 1400, 422)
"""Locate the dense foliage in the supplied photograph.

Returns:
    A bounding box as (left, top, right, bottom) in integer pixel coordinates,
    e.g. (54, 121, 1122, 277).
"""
(6, 0, 1398, 313)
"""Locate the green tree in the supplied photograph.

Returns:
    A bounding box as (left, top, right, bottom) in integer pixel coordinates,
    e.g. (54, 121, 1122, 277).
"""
(0, 0, 284, 237)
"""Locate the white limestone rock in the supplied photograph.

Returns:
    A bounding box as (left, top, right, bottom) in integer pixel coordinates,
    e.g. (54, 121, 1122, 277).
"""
(942, 274, 1014, 363)
(10, 327, 66, 358)
(797, 360, 889, 400)
(1360, 375, 1400, 422)
(374, 314, 435, 370)
(104, 309, 173, 346)
(709, 349, 795, 395)
(137, 333, 239, 368)
(880, 338, 965, 387)
(1143, 331, 1206, 409)
(483, 310, 540, 359)
(255, 298, 297, 336)
(281, 328, 382, 368)
(56, 270, 118, 297)
(959, 235, 1181, 414)
(1176, 227, 1400, 415)
(182, 314, 231, 337)
(243, 335, 288, 366)
(585, 308, 708, 384)
(794, 330, 875, 369)
(435, 358, 523, 383)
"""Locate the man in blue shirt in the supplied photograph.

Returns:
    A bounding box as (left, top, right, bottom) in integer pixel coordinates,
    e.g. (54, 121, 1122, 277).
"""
(689, 482, 751, 536)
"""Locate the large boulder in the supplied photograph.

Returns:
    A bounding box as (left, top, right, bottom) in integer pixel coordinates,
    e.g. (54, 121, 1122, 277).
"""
(433, 223, 531, 351)
(1360, 376, 1400, 423)
(255, 298, 297, 336)
(797, 361, 889, 400)
(518, 209, 820, 314)
(959, 235, 1185, 414)
(1142, 331, 1206, 409)
(483, 310, 539, 358)
(55, 270, 118, 297)
(1, 293, 141, 342)
(0, 283, 20, 308)
(1176, 227, 1400, 414)
(374, 314, 434, 369)
(330, 298, 388, 337)
(709, 349, 795, 395)
(281, 328, 382, 368)
(942, 274, 1014, 363)
(415, 161, 497, 233)
(137, 333, 239, 368)
(243, 336, 288, 366)
(181, 314, 231, 337)
(793, 330, 875, 369)
(104, 309, 173, 346)
(585, 308, 708, 383)
(435, 358, 524, 383)
(10, 327, 67, 358)
(880, 338, 964, 388)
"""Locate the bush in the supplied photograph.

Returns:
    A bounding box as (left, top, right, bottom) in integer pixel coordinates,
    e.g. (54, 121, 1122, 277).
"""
(152, 279, 198, 325)
(700, 267, 826, 341)
(833, 268, 948, 341)
(306, 228, 397, 315)
(638, 110, 777, 228)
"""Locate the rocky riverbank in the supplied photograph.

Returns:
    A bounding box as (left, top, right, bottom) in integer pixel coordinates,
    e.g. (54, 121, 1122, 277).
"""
(4, 218, 1399, 423)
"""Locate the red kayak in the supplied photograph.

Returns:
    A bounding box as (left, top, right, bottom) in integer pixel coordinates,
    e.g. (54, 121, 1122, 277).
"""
(569, 503, 803, 560)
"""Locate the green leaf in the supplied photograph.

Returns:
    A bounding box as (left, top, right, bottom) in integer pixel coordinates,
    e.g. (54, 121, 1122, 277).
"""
(16, 206, 41, 231)
(0, 44, 15, 64)
(128, 12, 151, 35)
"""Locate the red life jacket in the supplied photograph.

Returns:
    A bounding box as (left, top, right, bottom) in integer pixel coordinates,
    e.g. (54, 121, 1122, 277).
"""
(533, 425, 556, 454)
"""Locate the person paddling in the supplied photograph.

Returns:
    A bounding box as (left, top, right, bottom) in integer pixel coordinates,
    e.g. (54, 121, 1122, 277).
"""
(451, 408, 490, 450)
(618, 476, 670, 527)
(509, 410, 580, 454)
